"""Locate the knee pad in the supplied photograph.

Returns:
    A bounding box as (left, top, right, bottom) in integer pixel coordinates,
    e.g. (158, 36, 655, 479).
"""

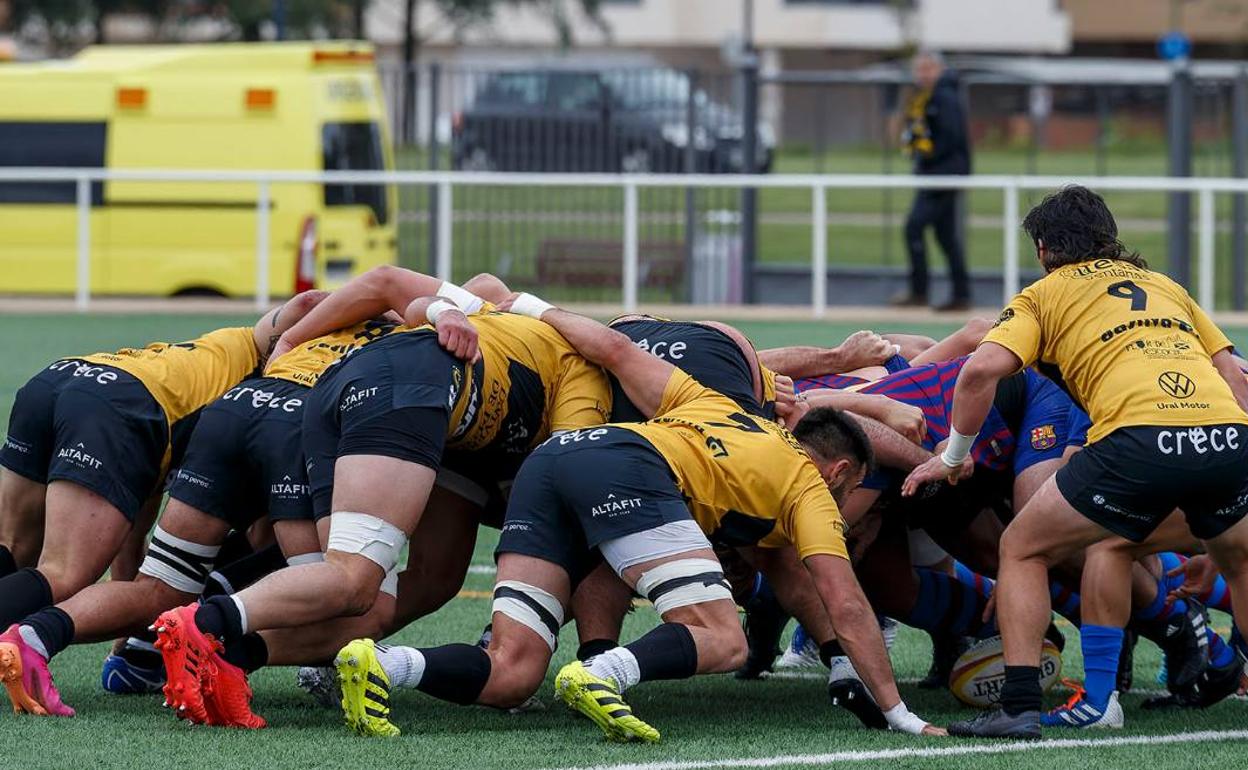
(138, 526, 221, 595)
(492, 580, 564, 652)
(326, 512, 407, 572)
(634, 558, 732, 616)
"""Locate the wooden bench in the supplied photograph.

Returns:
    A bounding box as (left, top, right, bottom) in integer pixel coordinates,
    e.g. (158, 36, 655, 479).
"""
(536, 238, 684, 289)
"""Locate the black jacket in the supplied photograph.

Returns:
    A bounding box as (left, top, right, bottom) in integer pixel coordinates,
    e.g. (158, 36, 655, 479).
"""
(911, 72, 970, 176)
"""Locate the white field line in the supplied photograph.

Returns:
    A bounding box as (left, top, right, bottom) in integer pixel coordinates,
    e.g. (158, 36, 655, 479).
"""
(542, 729, 1248, 770)
(468, 564, 497, 574)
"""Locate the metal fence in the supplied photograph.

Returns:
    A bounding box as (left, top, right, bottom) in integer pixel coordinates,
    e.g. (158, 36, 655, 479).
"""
(1, 167, 1245, 316)
(373, 61, 1248, 306)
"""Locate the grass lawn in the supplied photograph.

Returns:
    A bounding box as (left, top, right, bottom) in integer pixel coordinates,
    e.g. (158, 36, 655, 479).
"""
(0, 311, 1246, 769)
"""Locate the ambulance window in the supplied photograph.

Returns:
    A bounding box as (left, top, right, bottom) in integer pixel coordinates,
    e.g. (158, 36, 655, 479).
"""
(0, 121, 106, 205)
(322, 121, 388, 225)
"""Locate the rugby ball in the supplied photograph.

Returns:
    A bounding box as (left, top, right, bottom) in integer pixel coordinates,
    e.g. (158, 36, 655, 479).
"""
(949, 635, 1062, 709)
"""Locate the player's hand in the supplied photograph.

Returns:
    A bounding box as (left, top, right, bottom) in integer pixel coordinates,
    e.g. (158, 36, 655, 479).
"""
(1166, 554, 1219, 603)
(266, 334, 295, 368)
(837, 330, 898, 371)
(922, 724, 949, 737)
(879, 397, 926, 445)
(774, 374, 797, 406)
(900, 441, 973, 497)
(435, 309, 480, 362)
(775, 391, 810, 429)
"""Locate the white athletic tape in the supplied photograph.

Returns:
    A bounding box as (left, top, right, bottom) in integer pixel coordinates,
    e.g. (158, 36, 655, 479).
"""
(379, 566, 400, 597)
(882, 701, 929, 735)
(326, 512, 407, 572)
(941, 426, 978, 468)
(634, 558, 732, 616)
(492, 580, 564, 651)
(509, 292, 554, 319)
(285, 552, 325, 567)
(424, 299, 458, 325)
(437, 281, 485, 315)
(138, 526, 221, 595)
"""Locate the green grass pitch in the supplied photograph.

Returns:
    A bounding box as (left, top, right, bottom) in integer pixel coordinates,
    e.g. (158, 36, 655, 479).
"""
(0, 311, 1246, 770)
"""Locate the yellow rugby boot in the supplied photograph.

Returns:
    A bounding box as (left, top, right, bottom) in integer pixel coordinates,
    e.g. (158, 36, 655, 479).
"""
(334, 639, 401, 737)
(554, 660, 659, 743)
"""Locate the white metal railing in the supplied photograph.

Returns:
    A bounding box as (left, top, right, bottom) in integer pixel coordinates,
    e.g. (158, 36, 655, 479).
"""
(0, 167, 1244, 314)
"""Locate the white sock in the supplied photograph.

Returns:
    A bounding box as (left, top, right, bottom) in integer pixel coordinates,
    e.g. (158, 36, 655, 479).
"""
(231, 595, 249, 635)
(585, 647, 641, 692)
(375, 644, 426, 689)
(17, 624, 49, 661)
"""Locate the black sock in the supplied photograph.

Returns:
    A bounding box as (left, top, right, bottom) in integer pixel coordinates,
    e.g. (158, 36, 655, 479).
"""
(577, 638, 617, 662)
(203, 543, 286, 597)
(0, 568, 53, 628)
(819, 640, 846, 668)
(416, 643, 492, 705)
(0, 545, 16, 578)
(224, 632, 268, 673)
(22, 607, 75, 660)
(119, 633, 162, 670)
(194, 595, 245, 647)
(1000, 665, 1043, 716)
(625, 623, 698, 683)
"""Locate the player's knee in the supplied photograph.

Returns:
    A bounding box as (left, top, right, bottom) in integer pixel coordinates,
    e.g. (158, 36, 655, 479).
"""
(999, 525, 1045, 564)
(138, 525, 221, 598)
(35, 563, 95, 603)
(721, 622, 748, 670)
(326, 512, 407, 615)
(904, 217, 925, 241)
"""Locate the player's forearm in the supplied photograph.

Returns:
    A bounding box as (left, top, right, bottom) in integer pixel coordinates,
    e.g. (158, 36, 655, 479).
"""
(850, 414, 932, 471)
(279, 266, 443, 349)
(1212, 349, 1248, 413)
(949, 364, 999, 438)
(808, 554, 902, 711)
(540, 308, 636, 372)
(758, 346, 849, 379)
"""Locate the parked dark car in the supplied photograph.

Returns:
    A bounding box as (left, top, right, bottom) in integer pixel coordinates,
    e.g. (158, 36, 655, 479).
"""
(451, 68, 774, 173)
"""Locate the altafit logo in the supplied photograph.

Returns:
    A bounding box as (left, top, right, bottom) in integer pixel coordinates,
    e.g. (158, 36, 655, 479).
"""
(339, 385, 378, 412)
(590, 492, 643, 518)
(57, 442, 102, 470)
(271, 475, 310, 497)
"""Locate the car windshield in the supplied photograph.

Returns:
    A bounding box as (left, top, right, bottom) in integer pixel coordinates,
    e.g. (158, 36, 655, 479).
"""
(322, 121, 388, 225)
(601, 70, 695, 109)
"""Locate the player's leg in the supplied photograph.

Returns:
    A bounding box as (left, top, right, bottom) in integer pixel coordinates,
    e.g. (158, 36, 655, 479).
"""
(0, 498, 228, 717)
(0, 471, 45, 571)
(334, 553, 567, 736)
(334, 441, 585, 737)
(569, 563, 635, 662)
(108, 492, 161, 583)
(950, 475, 1114, 738)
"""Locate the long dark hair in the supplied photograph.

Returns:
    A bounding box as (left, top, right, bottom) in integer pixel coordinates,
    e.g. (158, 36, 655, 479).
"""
(1022, 185, 1147, 271)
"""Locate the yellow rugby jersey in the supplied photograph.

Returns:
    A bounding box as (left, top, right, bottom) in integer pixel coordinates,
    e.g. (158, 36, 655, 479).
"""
(984, 258, 1248, 444)
(80, 327, 258, 426)
(266, 319, 399, 387)
(449, 310, 612, 454)
(619, 370, 848, 561)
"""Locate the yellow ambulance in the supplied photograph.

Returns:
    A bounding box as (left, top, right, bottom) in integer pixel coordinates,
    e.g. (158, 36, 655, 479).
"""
(0, 42, 397, 297)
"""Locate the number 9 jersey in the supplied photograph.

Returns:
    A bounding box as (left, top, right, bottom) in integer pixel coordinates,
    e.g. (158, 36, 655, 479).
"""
(983, 258, 1248, 444)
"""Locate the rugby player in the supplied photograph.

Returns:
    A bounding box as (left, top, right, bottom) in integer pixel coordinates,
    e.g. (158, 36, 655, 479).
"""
(0, 308, 468, 720)
(331, 299, 945, 741)
(148, 277, 614, 727)
(0, 292, 332, 715)
(903, 186, 1248, 738)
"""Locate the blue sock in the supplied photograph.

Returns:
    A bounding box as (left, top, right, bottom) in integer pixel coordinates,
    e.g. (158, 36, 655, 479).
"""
(1158, 552, 1185, 593)
(1050, 580, 1082, 625)
(1134, 579, 1188, 624)
(905, 567, 992, 637)
(1080, 624, 1124, 708)
(1208, 628, 1236, 668)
